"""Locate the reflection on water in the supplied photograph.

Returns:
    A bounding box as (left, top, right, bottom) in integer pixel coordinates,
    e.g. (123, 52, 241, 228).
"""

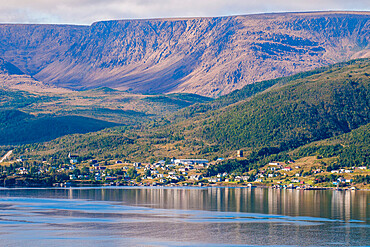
(0, 187, 369, 246)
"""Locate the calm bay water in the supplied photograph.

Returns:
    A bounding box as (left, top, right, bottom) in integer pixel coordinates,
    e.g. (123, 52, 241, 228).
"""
(0, 187, 368, 246)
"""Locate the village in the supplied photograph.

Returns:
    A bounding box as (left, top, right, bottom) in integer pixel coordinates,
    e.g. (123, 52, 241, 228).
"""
(0, 151, 369, 189)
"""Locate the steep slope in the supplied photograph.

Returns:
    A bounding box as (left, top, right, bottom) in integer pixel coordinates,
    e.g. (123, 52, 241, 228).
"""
(0, 12, 369, 97)
(13, 59, 370, 161)
(198, 58, 370, 151)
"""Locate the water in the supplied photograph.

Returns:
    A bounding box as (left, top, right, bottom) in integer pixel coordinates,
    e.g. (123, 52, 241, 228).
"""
(0, 187, 368, 246)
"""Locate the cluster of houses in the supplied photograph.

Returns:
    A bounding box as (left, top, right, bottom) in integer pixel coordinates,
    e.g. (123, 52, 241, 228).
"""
(139, 159, 210, 184)
(6, 152, 368, 188)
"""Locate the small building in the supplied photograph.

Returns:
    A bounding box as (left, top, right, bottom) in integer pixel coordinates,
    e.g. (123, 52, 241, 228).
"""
(237, 150, 243, 158)
(189, 175, 203, 181)
(174, 159, 209, 166)
(208, 178, 221, 183)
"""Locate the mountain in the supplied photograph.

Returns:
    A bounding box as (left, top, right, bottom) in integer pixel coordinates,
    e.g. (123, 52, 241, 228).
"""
(14, 58, 370, 162)
(0, 12, 369, 97)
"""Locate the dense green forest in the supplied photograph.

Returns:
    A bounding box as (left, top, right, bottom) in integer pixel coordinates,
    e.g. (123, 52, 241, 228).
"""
(199, 59, 370, 151)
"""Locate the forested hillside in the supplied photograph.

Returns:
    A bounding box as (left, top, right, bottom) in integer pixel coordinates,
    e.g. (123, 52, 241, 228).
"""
(12, 59, 370, 165)
(199, 59, 370, 151)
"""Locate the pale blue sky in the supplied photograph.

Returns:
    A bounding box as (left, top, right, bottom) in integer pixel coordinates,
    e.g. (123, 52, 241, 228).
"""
(2, 0, 369, 25)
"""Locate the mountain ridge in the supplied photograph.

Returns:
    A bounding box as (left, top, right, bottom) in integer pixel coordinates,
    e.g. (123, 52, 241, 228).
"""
(0, 11, 369, 97)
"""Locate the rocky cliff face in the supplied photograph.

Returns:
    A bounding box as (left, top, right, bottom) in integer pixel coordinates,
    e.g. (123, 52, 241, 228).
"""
(0, 12, 369, 97)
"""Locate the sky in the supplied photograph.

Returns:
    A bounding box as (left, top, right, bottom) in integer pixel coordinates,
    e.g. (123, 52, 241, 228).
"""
(1, 0, 369, 25)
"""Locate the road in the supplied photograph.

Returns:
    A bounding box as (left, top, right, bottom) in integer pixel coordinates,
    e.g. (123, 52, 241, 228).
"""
(0, 150, 13, 163)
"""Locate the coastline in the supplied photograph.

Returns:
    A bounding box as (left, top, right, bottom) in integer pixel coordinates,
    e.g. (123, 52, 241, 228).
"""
(1, 184, 369, 191)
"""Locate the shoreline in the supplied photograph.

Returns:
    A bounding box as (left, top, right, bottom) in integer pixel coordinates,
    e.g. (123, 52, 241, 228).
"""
(0, 184, 369, 191)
